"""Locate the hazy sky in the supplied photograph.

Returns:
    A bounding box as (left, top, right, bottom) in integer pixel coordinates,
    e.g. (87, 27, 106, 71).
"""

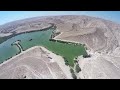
(0, 11, 120, 25)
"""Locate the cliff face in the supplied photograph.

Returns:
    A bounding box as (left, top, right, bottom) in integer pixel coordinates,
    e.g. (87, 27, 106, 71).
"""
(1, 15, 120, 79)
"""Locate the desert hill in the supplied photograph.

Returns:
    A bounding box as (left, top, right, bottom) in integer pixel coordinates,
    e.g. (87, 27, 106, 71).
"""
(0, 15, 120, 79)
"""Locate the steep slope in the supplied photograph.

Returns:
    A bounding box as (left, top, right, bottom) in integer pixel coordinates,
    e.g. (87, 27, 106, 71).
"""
(0, 46, 72, 79)
(1, 15, 120, 79)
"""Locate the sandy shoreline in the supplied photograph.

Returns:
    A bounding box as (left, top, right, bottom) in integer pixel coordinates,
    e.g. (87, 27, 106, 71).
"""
(54, 31, 92, 51)
(54, 31, 85, 44)
(0, 33, 12, 37)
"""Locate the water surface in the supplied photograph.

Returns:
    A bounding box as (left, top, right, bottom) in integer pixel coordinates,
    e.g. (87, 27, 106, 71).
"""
(0, 29, 87, 66)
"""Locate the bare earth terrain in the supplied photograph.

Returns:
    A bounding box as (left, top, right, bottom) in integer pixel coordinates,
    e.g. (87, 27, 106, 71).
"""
(1, 15, 120, 79)
(0, 46, 72, 79)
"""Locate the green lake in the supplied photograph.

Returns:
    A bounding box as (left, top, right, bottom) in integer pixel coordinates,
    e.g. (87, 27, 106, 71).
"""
(0, 28, 87, 67)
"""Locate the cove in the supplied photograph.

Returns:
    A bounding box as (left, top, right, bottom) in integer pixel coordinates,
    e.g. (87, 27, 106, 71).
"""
(0, 28, 88, 67)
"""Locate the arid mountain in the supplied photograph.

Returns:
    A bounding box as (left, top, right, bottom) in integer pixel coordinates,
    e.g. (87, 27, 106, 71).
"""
(1, 15, 120, 79)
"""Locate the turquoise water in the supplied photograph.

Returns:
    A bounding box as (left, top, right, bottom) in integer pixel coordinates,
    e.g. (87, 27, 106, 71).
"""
(0, 29, 52, 63)
(0, 29, 87, 66)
